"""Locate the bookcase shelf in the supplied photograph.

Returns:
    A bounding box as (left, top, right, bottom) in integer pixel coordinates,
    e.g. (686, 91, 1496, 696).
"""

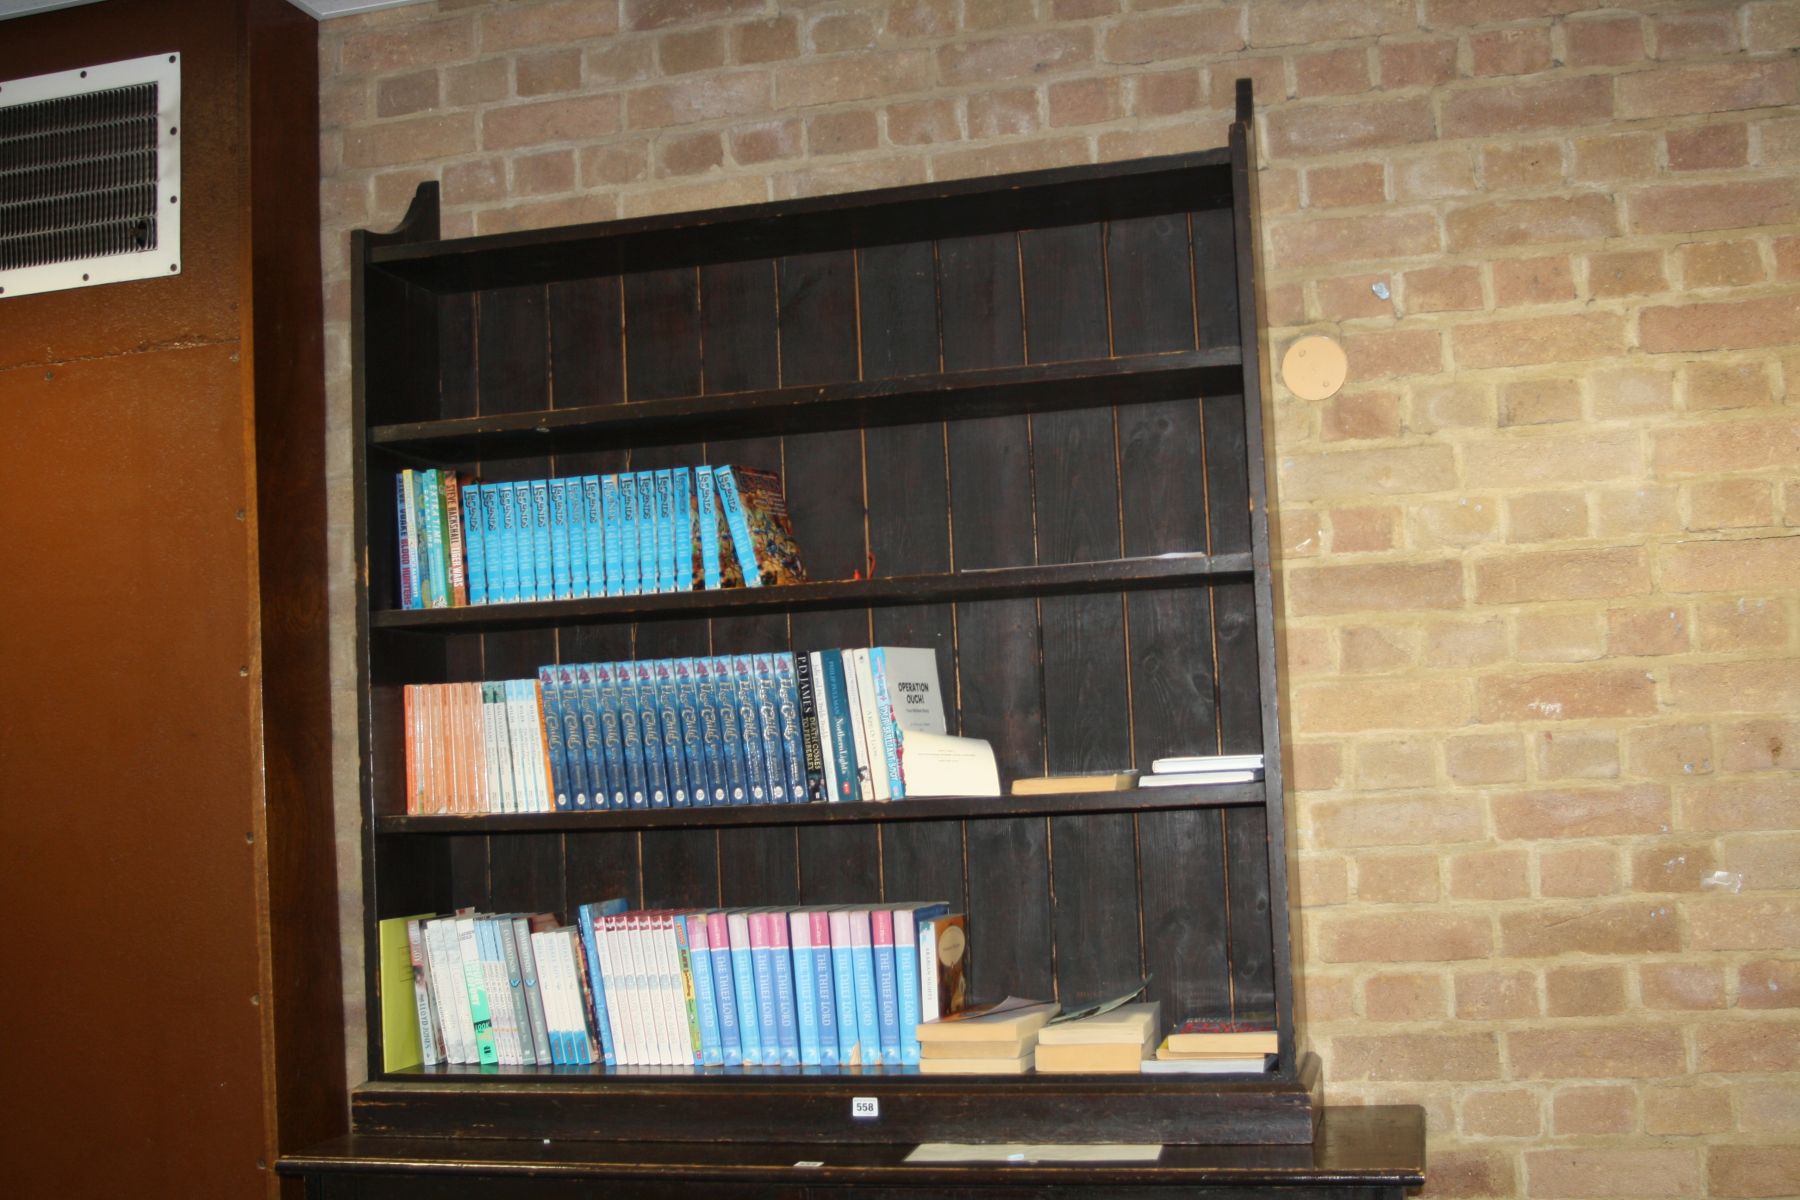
(376, 778, 1267, 834)
(370, 551, 1253, 632)
(347, 86, 1307, 1160)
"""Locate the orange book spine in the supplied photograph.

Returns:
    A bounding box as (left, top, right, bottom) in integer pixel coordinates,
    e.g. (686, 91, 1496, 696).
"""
(430, 685, 450, 815)
(403, 685, 418, 815)
(533, 681, 556, 806)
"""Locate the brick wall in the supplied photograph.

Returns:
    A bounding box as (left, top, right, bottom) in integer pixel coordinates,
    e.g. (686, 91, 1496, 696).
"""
(317, 3, 1800, 1195)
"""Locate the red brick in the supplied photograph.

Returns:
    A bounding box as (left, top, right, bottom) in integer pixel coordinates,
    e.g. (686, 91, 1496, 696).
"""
(1708, 1145, 1800, 1198)
(1288, 560, 1465, 615)
(581, 140, 651, 185)
(1492, 782, 1668, 839)
(483, 0, 619, 49)
(1747, 1, 1800, 53)
(1631, 180, 1800, 236)
(1698, 1021, 1800, 1073)
(656, 131, 722, 177)
(1572, 130, 1657, 182)
(1211, 55, 1286, 110)
(1342, 329, 1441, 380)
(1404, 264, 1483, 313)
(1294, 47, 1370, 98)
(726, 120, 800, 165)
(629, 72, 769, 129)
(1526, 1149, 1699, 1199)
(1718, 717, 1800, 772)
(514, 148, 576, 193)
(1648, 294, 1800, 354)
(1105, 8, 1245, 63)
(1265, 97, 1434, 159)
(1448, 848, 1529, 900)
(1697, 597, 1789, 653)
(1565, 15, 1645, 67)
(1722, 831, 1800, 891)
(1319, 912, 1491, 963)
(1738, 960, 1800, 1010)
(1393, 147, 1475, 201)
(625, 0, 761, 33)
(1307, 164, 1386, 210)
(1446, 194, 1617, 252)
(483, 95, 622, 150)
(1429, 1149, 1517, 1198)
(1686, 360, 1776, 410)
(1510, 1025, 1686, 1079)
(1277, 444, 1456, 501)
(1441, 76, 1614, 138)
(1456, 969, 1539, 1020)
(1595, 485, 1680, 536)
(964, 89, 1039, 140)
(343, 113, 477, 169)
(1493, 257, 1575, 308)
(1474, 546, 1648, 604)
(1123, 71, 1192, 120)
(808, 10, 876, 53)
(1445, 733, 1525, 785)
(1641, 961, 1727, 1010)
(1355, 850, 1440, 901)
(1539, 845, 1621, 898)
(1607, 606, 1688, 657)
(340, 18, 474, 75)
(585, 41, 658, 87)
(1688, 479, 1776, 530)
(1321, 387, 1400, 438)
(1295, 677, 1473, 733)
(1683, 240, 1767, 290)
(731, 16, 799, 64)
(884, 99, 959, 146)
(1618, 59, 1798, 120)
(1553, 1083, 1635, 1133)
(1482, 140, 1563, 190)
(1379, 38, 1457, 88)
(1738, 1079, 1800, 1132)
(1462, 1088, 1540, 1137)
(1333, 1031, 1499, 1081)
(1453, 313, 1625, 368)
(1471, 26, 1552, 77)
(776, 50, 930, 107)
(375, 70, 438, 118)
(1289, 742, 1342, 793)
(1505, 493, 1589, 545)
(1646, 1084, 1732, 1135)
(1477, 667, 1658, 723)
(516, 48, 582, 95)
(1587, 249, 1666, 299)
(657, 28, 726, 76)
(1536, 729, 1618, 778)
(1661, 536, 1800, 593)
(1546, 965, 1628, 1018)
(1692, 897, 1800, 953)
(1652, 8, 1740, 59)
(1667, 123, 1750, 172)
(941, 31, 1092, 85)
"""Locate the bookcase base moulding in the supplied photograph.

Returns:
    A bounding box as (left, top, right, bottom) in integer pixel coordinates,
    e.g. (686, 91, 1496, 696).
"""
(317, 83, 1399, 1172)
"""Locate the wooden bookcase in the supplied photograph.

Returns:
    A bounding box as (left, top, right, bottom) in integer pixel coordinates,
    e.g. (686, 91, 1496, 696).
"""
(348, 88, 1314, 1148)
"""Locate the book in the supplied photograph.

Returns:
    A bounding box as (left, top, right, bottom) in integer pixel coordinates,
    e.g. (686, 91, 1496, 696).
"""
(1139, 771, 1258, 787)
(870, 908, 901, 1065)
(548, 478, 573, 601)
(808, 909, 840, 1066)
(419, 469, 449, 608)
(894, 728, 1000, 798)
(379, 914, 430, 1071)
(827, 908, 862, 1065)
(479, 483, 508, 605)
(693, 656, 729, 806)
(618, 473, 640, 595)
(654, 469, 676, 594)
(1149, 753, 1264, 774)
(538, 668, 572, 811)
(767, 908, 800, 1066)
(917, 1051, 1035, 1074)
(818, 649, 860, 802)
(752, 653, 789, 803)
(509, 481, 536, 602)
(1165, 1015, 1278, 1054)
(671, 912, 706, 1064)
(395, 475, 418, 609)
(789, 910, 821, 1066)
(793, 651, 827, 802)
(1011, 771, 1139, 795)
(684, 913, 724, 1066)
(613, 662, 649, 809)
(848, 908, 883, 1065)
(922, 912, 968, 1022)
(695, 463, 723, 591)
(712, 465, 760, 588)
(461, 482, 486, 606)
(728, 465, 806, 586)
(511, 915, 554, 1067)
(407, 917, 445, 1067)
(705, 910, 744, 1066)
(456, 916, 500, 1065)
(773, 652, 810, 804)
(635, 469, 659, 595)
(848, 649, 889, 802)
(1142, 1045, 1271, 1074)
(441, 472, 468, 607)
(673, 658, 708, 808)
(601, 474, 625, 597)
(915, 997, 1058, 1044)
(727, 911, 764, 1065)
(568, 475, 591, 600)
(1038, 1001, 1162, 1046)
(671, 466, 694, 591)
(1035, 1041, 1154, 1073)
(529, 479, 554, 602)
(581, 474, 605, 598)
(714, 659, 750, 805)
(919, 1034, 1037, 1059)
(652, 658, 691, 807)
(730, 656, 769, 804)
(493, 917, 537, 1065)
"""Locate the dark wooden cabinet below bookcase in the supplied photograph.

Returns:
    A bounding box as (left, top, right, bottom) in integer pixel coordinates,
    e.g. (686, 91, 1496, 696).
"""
(306, 83, 1426, 1190)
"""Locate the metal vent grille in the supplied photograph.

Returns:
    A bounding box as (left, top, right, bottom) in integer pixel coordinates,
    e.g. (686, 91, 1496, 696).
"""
(0, 54, 180, 298)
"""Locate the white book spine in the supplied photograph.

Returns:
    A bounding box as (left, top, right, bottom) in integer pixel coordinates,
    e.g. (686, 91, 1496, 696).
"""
(849, 649, 890, 802)
(466, 683, 490, 814)
(662, 914, 696, 1064)
(638, 916, 677, 1065)
(407, 919, 442, 1068)
(918, 920, 940, 1025)
(426, 920, 471, 1063)
(530, 932, 563, 1063)
(810, 651, 840, 803)
(596, 916, 636, 1065)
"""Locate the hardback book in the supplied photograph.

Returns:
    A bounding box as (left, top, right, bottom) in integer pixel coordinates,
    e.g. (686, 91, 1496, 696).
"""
(916, 997, 1058, 1044)
(1165, 1014, 1278, 1054)
(917, 1050, 1035, 1075)
(1010, 771, 1139, 795)
(728, 465, 807, 586)
(1148, 753, 1264, 774)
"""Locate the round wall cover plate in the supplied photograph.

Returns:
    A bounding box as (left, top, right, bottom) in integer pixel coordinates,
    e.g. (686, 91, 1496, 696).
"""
(1280, 335, 1348, 401)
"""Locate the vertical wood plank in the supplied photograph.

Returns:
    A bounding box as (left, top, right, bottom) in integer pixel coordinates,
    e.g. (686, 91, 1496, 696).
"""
(940, 231, 1049, 1001)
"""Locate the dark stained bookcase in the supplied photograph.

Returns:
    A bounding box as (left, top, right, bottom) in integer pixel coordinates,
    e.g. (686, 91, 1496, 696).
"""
(296, 91, 1428, 1195)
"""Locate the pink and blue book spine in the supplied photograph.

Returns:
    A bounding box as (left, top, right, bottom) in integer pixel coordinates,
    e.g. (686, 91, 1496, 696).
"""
(706, 911, 744, 1066)
(483, 484, 515, 605)
(752, 654, 789, 803)
(684, 914, 725, 1066)
(395, 474, 418, 609)
(693, 657, 728, 806)
(870, 909, 901, 1065)
(674, 658, 708, 807)
(654, 468, 676, 593)
(652, 658, 691, 807)
(617, 474, 640, 595)
(829, 909, 865, 1065)
(773, 654, 808, 804)
(634, 470, 659, 594)
(713, 465, 761, 587)
(529, 480, 554, 601)
(696, 466, 722, 590)
(732, 656, 771, 804)
(460, 483, 487, 606)
(713, 658, 750, 806)
(809, 911, 840, 1066)
(632, 660, 670, 808)
(893, 903, 946, 1065)
(555, 666, 593, 811)
(747, 911, 781, 1064)
(537, 667, 573, 811)
(726, 912, 763, 1065)
(767, 909, 800, 1066)
(601, 474, 625, 596)
(672, 467, 694, 591)
(548, 478, 574, 600)
(788, 911, 821, 1066)
(580, 475, 604, 597)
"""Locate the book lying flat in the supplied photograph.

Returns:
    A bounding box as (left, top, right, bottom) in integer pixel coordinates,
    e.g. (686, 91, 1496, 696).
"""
(1036, 1040, 1153, 1073)
(1010, 771, 1138, 795)
(1037, 1001, 1161, 1047)
(1166, 1015, 1278, 1054)
(916, 997, 1057, 1043)
(1139, 770, 1257, 787)
(1141, 1054, 1269, 1075)
(1149, 753, 1264, 774)
(916, 1050, 1035, 1074)
(920, 1033, 1037, 1059)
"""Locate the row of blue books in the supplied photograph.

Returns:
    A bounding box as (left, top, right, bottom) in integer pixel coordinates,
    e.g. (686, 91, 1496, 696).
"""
(404, 901, 966, 1070)
(394, 463, 805, 610)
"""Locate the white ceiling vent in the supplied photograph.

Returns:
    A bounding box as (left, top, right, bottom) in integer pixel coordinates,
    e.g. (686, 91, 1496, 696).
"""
(0, 52, 181, 299)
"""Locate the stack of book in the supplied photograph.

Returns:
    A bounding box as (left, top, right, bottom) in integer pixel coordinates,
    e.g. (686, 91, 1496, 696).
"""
(916, 997, 1060, 1075)
(1144, 1015, 1276, 1075)
(1137, 753, 1264, 788)
(381, 901, 969, 1070)
(393, 463, 803, 610)
(401, 646, 970, 813)
(1035, 1001, 1161, 1073)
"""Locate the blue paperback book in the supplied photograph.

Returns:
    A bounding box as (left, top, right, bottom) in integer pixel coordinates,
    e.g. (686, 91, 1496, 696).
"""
(768, 912, 800, 1066)
(617, 474, 640, 595)
(583, 664, 626, 810)
(673, 658, 708, 807)
(788, 911, 821, 1066)
(696, 465, 722, 591)
(693, 658, 729, 806)
(580, 475, 604, 598)
(706, 912, 743, 1066)
(558, 665, 597, 810)
(726, 912, 763, 1065)
(868, 648, 905, 798)
(808, 911, 840, 1066)
(567, 477, 589, 599)
(819, 651, 861, 802)
(827, 909, 863, 1065)
(601, 474, 625, 597)
(672, 467, 694, 591)
(484, 484, 514, 605)
(577, 898, 631, 1066)
(418, 469, 449, 609)
(606, 662, 648, 809)
(684, 913, 724, 1067)
(713, 660, 750, 806)
(748, 912, 781, 1065)
(753, 654, 790, 804)
(548, 478, 574, 601)
(529, 480, 554, 602)
(654, 469, 676, 594)
(732, 656, 770, 804)
(773, 653, 809, 804)
(537, 667, 573, 811)
(849, 909, 882, 1066)
(871, 910, 901, 1066)
(652, 659, 691, 807)
(503, 481, 531, 602)
(635, 470, 659, 594)
(712, 465, 760, 588)
(460, 483, 486, 606)
(395, 474, 418, 609)
(632, 660, 670, 808)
